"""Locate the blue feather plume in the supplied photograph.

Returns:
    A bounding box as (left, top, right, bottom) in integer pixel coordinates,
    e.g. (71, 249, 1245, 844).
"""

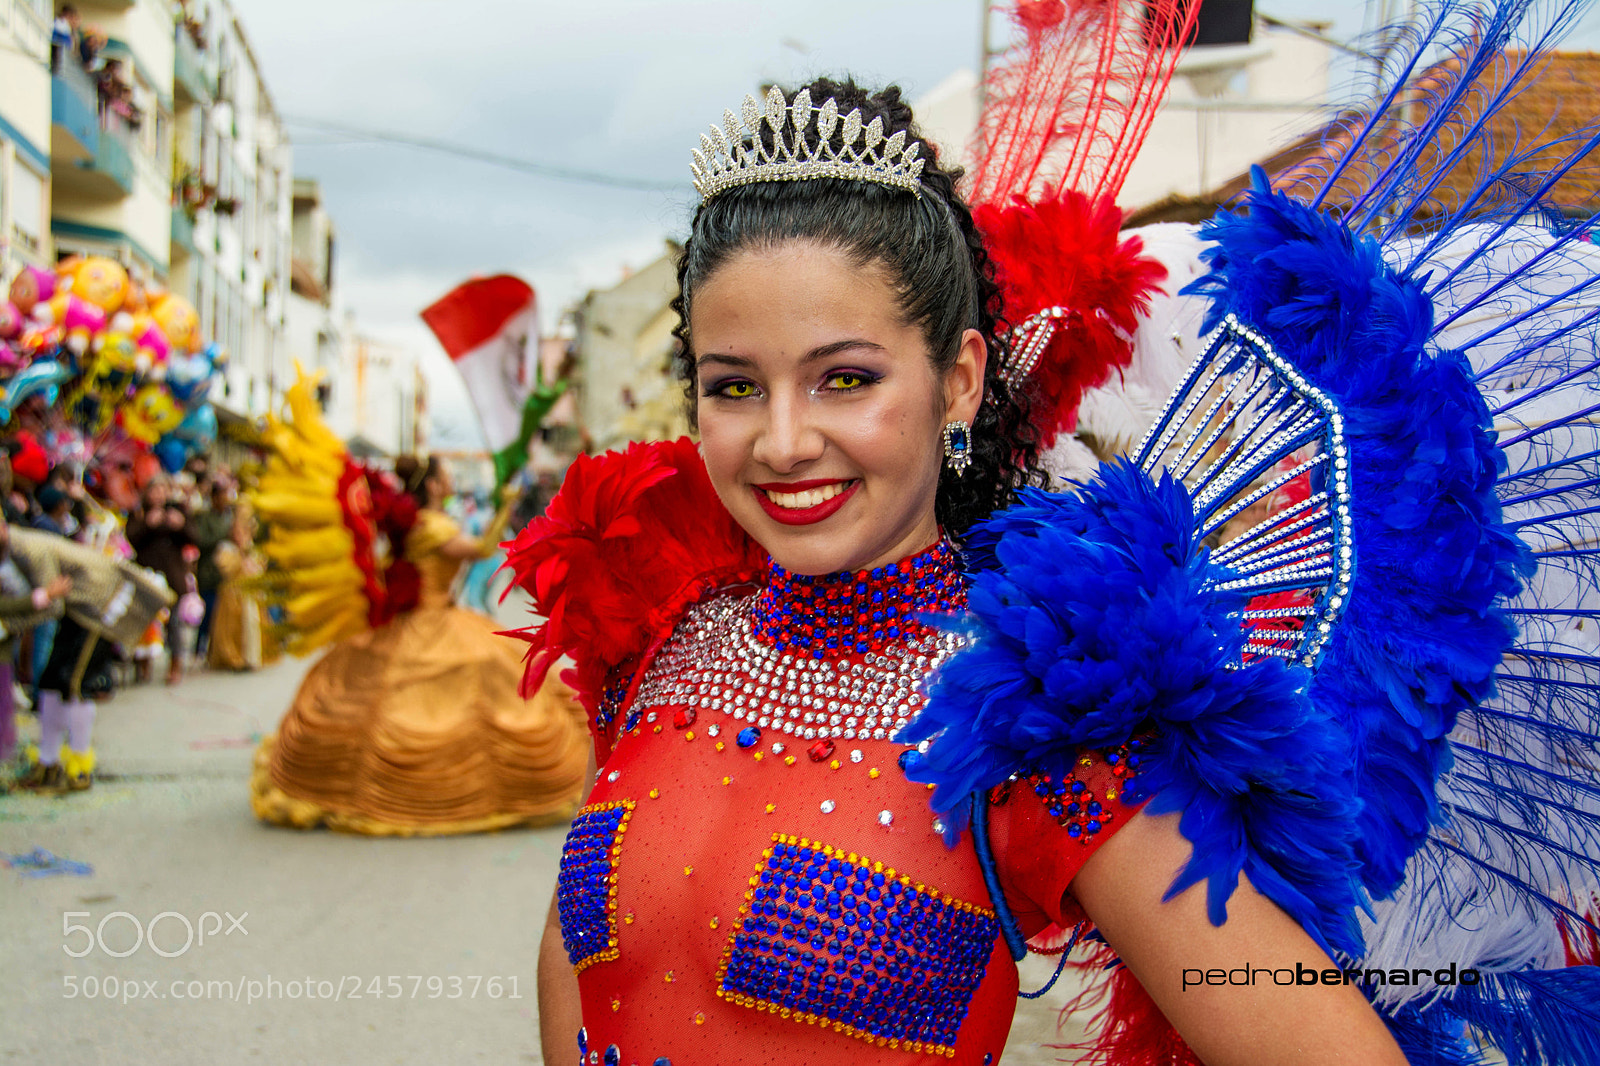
(1187, 173, 1535, 901)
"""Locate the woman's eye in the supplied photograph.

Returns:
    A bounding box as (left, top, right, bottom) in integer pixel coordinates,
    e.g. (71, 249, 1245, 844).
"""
(824, 372, 874, 391)
(712, 380, 757, 399)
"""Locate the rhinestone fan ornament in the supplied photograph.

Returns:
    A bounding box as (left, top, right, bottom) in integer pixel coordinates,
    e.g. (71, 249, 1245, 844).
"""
(690, 86, 926, 202)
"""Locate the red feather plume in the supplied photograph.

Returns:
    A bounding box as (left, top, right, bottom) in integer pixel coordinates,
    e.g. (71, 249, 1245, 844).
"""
(1056, 943, 1204, 1066)
(967, 2, 1195, 444)
(970, 0, 1199, 207)
(499, 438, 765, 731)
(977, 190, 1167, 441)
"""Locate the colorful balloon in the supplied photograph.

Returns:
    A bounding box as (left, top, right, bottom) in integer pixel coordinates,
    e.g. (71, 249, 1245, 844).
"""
(171, 403, 217, 449)
(130, 313, 170, 368)
(153, 435, 189, 474)
(8, 265, 55, 314)
(17, 321, 61, 357)
(0, 301, 22, 340)
(123, 278, 150, 315)
(167, 343, 224, 407)
(44, 293, 107, 357)
(64, 337, 140, 432)
(121, 383, 184, 444)
(150, 294, 200, 354)
(0, 360, 70, 423)
(63, 256, 129, 314)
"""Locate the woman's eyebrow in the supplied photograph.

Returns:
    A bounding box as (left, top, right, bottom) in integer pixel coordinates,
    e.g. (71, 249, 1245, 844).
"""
(803, 339, 886, 363)
(696, 340, 886, 372)
(696, 352, 756, 370)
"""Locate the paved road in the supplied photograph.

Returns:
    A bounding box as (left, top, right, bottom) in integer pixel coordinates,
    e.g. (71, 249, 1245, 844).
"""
(0, 627, 1094, 1065)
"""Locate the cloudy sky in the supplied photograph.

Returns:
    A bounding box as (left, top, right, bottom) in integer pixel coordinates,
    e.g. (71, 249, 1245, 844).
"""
(231, 0, 1596, 447)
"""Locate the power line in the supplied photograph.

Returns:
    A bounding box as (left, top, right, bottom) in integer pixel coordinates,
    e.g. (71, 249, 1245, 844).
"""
(282, 115, 684, 192)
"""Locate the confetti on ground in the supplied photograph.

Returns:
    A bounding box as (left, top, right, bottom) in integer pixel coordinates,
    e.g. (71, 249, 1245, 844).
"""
(3, 847, 93, 877)
(188, 735, 261, 750)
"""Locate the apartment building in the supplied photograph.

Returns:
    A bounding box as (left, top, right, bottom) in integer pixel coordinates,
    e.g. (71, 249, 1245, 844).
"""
(0, 0, 54, 281)
(1, 0, 297, 421)
(49, 0, 175, 284)
(286, 175, 339, 383)
(166, 0, 291, 416)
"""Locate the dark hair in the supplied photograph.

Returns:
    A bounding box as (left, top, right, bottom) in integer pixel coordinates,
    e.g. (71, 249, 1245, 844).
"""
(393, 454, 443, 508)
(671, 78, 1045, 538)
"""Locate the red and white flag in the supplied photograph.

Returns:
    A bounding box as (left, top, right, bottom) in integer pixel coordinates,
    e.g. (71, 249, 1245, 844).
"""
(419, 274, 537, 451)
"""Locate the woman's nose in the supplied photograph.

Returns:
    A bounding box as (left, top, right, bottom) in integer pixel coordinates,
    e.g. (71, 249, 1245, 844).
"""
(751, 393, 824, 473)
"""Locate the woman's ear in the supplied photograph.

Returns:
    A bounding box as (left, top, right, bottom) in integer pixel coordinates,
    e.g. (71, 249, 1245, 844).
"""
(943, 328, 987, 425)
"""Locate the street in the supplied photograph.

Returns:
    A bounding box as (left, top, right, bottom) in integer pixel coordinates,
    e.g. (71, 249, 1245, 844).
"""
(0, 648, 567, 1065)
(0, 626, 1093, 1065)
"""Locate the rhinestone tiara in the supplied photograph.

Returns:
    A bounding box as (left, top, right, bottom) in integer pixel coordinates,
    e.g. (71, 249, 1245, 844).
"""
(691, 86, 926, 202)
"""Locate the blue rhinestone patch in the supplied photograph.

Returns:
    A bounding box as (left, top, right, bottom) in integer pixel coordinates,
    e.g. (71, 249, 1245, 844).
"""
(557, 800, 635, 973)
(716, 834, 999, 1058)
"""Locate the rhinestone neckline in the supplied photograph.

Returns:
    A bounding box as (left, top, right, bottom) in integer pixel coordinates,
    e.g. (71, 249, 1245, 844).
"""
(626, 543, 967, 743)
(752, 541, 965, 656)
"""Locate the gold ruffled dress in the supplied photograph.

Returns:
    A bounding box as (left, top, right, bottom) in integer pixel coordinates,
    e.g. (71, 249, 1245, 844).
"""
(250, 510, 589, 835)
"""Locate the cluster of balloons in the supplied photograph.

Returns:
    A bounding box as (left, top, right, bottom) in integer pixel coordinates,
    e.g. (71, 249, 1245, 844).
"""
(0, 256, 225, 474)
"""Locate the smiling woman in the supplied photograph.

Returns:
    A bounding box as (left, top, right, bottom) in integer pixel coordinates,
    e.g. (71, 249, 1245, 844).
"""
(691, 241, 986, 574)
(506, 73, 1414, 1066)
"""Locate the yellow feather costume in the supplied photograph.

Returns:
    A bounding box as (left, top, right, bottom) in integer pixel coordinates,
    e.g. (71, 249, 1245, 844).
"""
(248, 367, 588, 835)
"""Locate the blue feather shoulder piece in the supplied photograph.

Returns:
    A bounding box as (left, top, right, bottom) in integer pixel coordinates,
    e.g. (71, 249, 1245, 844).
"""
(902, 459, 1367, 957)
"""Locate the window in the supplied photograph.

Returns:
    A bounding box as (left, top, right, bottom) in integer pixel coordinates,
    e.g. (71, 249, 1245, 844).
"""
(11, 163, 45, 256)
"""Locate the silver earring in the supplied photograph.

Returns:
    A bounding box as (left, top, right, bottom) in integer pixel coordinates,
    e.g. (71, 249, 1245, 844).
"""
(942, 420, 972, 476)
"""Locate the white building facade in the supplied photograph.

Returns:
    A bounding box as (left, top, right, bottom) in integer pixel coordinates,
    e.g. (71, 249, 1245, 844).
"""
(0, 0, 53, 284)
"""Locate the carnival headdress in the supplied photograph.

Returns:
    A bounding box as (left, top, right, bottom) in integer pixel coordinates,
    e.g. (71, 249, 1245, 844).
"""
(690, 86, 926, 202)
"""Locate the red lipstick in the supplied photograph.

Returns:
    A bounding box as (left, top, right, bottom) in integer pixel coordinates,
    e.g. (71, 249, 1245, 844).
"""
(751, 479, 859, 526)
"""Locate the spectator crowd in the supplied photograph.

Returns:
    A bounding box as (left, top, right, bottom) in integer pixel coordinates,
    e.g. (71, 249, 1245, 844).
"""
(0, 440, 273, 795)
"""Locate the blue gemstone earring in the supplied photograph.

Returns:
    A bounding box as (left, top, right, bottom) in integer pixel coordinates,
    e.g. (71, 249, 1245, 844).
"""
(942, 421, 972, 476)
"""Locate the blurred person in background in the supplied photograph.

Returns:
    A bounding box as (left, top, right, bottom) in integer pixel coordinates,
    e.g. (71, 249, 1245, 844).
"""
(0, 514, 69, 784)
(207, 499, 271, 672)
(126, 478, 193, 685)
(24, 484, 73, 706)
(50, 5, 80, 74)
(252, 453, 589, 834)
(31, 485, 73, 538)
(191, 477, 236, 661)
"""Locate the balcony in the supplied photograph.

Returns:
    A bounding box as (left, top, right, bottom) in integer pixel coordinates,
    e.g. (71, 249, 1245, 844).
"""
(173, 28, 213, 106)
(50, 62, 97, 163)
(52, 102, 135, 200)
(171, 208, 196, 257)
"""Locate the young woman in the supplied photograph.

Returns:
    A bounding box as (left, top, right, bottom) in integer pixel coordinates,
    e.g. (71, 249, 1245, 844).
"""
(251, 454, 592, 835)
(517, 79, 1408, 1065)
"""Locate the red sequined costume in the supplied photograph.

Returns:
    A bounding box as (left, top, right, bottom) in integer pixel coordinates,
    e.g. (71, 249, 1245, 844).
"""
(507, 440, 1145, 1066)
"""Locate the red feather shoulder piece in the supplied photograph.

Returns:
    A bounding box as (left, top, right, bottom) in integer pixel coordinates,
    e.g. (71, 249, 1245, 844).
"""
(500, 438, 765, 731)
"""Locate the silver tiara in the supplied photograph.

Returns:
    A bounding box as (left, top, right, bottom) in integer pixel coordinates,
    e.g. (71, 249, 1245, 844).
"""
(690, 86, 926, 202)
